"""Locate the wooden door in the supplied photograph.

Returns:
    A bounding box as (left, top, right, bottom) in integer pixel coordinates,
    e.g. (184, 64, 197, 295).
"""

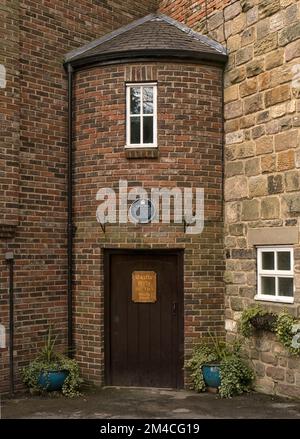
(105, 250, 183, 388)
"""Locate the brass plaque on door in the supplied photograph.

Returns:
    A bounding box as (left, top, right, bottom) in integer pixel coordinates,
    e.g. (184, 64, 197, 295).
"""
(132, 271, 157, 303)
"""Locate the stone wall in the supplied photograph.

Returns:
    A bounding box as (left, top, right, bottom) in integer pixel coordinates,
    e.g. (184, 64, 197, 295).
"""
(159, 0, 300, 398)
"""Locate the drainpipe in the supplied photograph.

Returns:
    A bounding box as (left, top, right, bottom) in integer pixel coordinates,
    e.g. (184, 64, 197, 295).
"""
(67, 63, 74, 357)
(5, 251, 14, 395)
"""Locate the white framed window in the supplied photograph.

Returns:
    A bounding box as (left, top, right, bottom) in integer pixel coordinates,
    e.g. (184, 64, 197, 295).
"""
(256, 246, 294, 304)
(126, 83, 157, 148)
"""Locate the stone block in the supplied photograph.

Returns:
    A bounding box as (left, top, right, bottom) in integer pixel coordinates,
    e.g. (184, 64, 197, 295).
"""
(256, 110, 270, 124)
(266, 366, 285, 381)
(279, 21, 300, 46)
(226, 130, 244, 145)
(229, 223, 244, 236)
(257, 17, 270, 40)
(247, 6, 258, 25)
(236, 46, 253, 65)
(261, 352, 278, 365)
(254, 33, 278, 56)
(258, 0, 280, 19)
(239, 78, 257, 98)
(244, 93, 264, 115)
(277, 150, 295, 171)
(224, 2, 242, 20)
(225, 161, 244, 177)
(246, 59, 265, 78)
(261, 197, 280, 219)
(241, 26, 255, 46)
(245, 157, 261, 176)
(227, 66, 246, 86)
(275, 130, 298, 152)
(265, 84, 291, 107)
(265, 49, 284, 70)
(225, 202, 241, 223)
(283, 193, 300, 214)
(242, 199, 260, 220)
(268, 174, 283, 194)
(225, 176, 248, 201)
(270, 11, 284, 32)
(249, 175, 268, 197)
(261, 154, 276, 173)
(251, 125, 265, 140)
(285, 170, 300, 192)
(224, 85, 239, 103)
(276, 384, 300, 399)
(225, 100, 243, 120)
(230, 296, 244, 311)
(285, 40, 300, 62)
(235, 141, 256, 159)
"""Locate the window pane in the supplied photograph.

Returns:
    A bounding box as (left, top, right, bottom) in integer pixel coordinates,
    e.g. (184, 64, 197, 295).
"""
(130, 87, 141, 114)
(143, 87, 153, 114)
(130, 117, 141, 144)
(277, 252, 291, 271)
(278, 277, 294, 297)
(143, 116, 153, 144)
(262, 252, 274, 270)
(261, 277, 276, 295)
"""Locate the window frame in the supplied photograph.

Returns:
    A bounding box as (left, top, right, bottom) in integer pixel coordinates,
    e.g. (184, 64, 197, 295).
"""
(256, 246, 294, 304)
(125, 82, 157, 149)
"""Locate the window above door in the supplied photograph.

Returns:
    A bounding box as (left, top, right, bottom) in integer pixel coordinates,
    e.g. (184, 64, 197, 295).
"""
(126, 83, 157, 149)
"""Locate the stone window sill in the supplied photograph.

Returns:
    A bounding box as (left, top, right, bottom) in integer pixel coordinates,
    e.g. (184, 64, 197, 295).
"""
(125, 147, 159, 159)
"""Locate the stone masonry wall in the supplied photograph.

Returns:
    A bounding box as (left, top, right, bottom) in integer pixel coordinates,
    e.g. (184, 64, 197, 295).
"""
(159, 0, 300, 398)
(0, 0, 158, 395)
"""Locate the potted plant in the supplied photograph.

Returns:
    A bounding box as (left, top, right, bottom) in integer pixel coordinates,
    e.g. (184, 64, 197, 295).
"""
(21, 328, 82, 397)
(186, 334, 254, 398)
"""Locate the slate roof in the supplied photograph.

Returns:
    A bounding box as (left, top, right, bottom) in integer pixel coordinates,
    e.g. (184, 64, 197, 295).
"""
(65, 13, 227, 68)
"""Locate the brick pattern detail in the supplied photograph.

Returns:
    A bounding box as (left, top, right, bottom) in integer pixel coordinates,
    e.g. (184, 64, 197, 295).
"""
(73, 62, 224, 385)
(159, 0, 300, 399)
(0, 0, 158, 394)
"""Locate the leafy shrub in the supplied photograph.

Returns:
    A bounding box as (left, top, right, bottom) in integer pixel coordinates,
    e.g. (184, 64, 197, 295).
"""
(21, 328, 82, 398)
(239, 305, 277, 338)
(186, 335, 254, 398)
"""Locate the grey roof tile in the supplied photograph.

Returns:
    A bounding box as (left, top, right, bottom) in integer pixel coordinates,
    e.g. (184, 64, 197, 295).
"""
(65, 13, 227, 66)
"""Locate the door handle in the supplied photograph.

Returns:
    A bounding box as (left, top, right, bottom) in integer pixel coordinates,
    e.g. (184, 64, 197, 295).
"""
(172, 302, 178, 315)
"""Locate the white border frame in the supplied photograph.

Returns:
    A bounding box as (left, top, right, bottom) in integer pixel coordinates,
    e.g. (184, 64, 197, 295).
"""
(125, 82, 157, 149)
(255, 245, 294, 304)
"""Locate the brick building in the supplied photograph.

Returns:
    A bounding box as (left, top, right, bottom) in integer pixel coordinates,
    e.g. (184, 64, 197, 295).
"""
(1, 0, 300, 399)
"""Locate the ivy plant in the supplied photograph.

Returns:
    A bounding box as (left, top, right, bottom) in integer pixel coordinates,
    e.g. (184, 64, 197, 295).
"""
(21, 328, 82, 398)
(239, 305, 277, 338)
(239, 306, 300, 356)
(186, 335, 254, 398)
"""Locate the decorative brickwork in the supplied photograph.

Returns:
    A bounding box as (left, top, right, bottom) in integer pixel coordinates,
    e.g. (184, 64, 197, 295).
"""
(0, 0, 158, 394)
(73, 62, 225, 385)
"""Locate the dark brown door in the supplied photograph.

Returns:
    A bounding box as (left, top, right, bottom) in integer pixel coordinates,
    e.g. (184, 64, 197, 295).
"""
(105, 250, 183, 388)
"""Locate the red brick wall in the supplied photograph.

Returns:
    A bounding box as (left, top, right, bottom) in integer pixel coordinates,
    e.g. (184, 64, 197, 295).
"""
(73, 62, 224, 385)
(0, 0, 158, 394)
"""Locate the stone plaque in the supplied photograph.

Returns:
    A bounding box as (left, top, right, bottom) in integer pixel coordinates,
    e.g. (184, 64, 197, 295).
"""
(132, 271, 157, 303)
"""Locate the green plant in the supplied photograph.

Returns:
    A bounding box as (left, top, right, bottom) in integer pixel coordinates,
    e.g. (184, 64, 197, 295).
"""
(239, 305, 277, 338)
(186, 335, 254, 398)
(21, 328, 82, 398)
(276, 311, 300, 356)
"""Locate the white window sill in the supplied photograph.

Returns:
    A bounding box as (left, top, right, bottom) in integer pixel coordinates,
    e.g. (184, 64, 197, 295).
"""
(125, 144, 157, 149)
(255, 295, 294, 304)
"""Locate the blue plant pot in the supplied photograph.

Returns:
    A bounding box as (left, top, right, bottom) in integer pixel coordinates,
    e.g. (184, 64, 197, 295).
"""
(38, 370, 68, 391)
(202, 364, 221, 388)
